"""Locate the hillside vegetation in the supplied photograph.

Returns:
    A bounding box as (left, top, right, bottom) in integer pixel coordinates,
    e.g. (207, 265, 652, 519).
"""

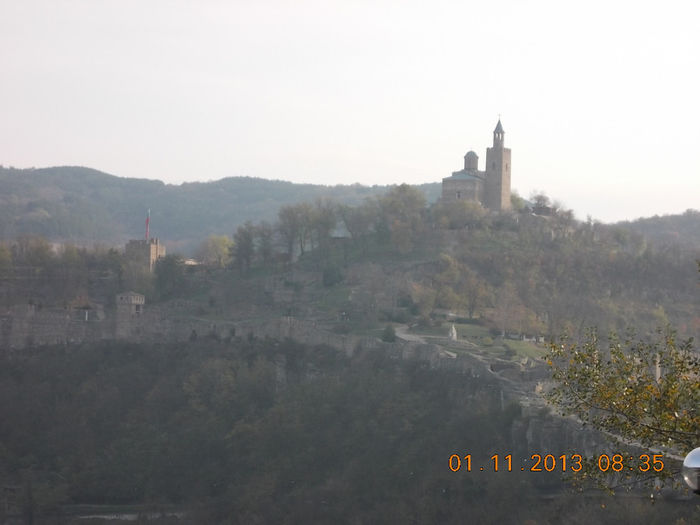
(208, 186, 699, 343)
(1, 339, 697, 524)
(1, 183, 697, 344)
(616, 209, 700, 250)
(0, 165, 441, 250)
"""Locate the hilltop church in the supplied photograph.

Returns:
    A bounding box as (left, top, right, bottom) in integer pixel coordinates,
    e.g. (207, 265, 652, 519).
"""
(441, 119, 511, 211)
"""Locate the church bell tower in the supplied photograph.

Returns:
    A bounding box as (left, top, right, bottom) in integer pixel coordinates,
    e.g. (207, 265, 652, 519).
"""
(484, 119, 511, 211)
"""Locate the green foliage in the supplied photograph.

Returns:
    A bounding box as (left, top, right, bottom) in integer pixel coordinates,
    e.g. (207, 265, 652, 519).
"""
(254, 221, 275, 267)
(0, 339, 698, 522)
(432, 199, 486, 230)
(546, 328, 700, 488)
(510, 190, 527, 211)
(154, 254, 186, 300)
(377, 184, 426, 253)
(277, 203, 307, 258)
(381, 324, 396, 342)
(231, 221, 255, 272)
(0, 339, 512, 518)
(196, 234, 232, 268)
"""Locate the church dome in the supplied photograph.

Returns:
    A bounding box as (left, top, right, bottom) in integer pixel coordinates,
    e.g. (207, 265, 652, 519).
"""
(464, 150, 479, 171)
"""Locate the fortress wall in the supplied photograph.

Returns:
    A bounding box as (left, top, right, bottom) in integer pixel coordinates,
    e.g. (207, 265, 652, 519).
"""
(0, 305, 528, 404)
(0, 305, 110, 348)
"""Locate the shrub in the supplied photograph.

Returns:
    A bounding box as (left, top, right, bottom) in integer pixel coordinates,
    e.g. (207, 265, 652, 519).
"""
(381, 324, 396, 342)
(322, 265, 343, 287)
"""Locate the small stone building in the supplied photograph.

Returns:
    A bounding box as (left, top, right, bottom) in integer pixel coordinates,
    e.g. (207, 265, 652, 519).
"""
(441, 119, 512, 212)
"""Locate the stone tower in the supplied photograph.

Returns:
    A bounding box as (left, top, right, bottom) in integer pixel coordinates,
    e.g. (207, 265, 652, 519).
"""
(125, 238, 166, 272)
(484, 119, 511, 211)
(115, 291, 145, 339)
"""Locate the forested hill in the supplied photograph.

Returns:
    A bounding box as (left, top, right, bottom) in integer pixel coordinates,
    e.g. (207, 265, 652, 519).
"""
(613, 209, 700, 251)
(2, 165, 699, 254)
(0, 165, 441, 249)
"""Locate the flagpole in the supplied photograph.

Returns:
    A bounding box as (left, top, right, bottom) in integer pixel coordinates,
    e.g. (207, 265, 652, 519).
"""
(145, 209, 150, 240)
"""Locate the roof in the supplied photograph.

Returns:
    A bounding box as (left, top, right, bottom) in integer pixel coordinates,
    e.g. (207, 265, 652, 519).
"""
(117, 291, 145, 298)
(448, 170, 483, 181)
(494, 119, 504, 133)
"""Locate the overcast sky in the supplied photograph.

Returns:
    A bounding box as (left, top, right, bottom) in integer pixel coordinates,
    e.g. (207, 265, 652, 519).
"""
(1, 0, 698, 222)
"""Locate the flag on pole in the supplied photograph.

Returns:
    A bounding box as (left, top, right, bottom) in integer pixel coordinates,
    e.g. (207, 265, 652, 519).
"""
(145, 209, 150, 240)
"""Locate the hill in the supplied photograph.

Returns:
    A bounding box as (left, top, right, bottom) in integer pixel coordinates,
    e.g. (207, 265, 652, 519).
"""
(0, 165, 442, 251)
(613, 209, 700, 251)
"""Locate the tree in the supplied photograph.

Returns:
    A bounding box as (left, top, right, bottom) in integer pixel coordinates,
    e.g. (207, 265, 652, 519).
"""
(377, 184, 426, 254)
(154, 254, 186, 300)
(277, 204, 306, 259)
(494, 281, 520, 337)
(530, 192, 551, 209)
(338, 203, 373, 253)
(381, 324, 396, 342)
(432, 200, 485, 230)
(309, 199, 336, 252)
(545, 328, 700, 487)
(463, 269, 489, 319)
(433, 253, 462, 309)
(254, 222, 275, 268)
(292, 203, 314, 256)
(232, 222, 256, 273)
(197, 234, 233, 268)
(510, 191, 527, 212)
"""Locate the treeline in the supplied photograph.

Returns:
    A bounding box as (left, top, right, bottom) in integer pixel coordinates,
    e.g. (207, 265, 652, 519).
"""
(0, 236, 174, 306)
(1, 338, 696, 523)
(217, 184, 512, 271)
(0, 237, 124, 307)
(216, 184, 429, 273)
(0, 165, 441, 250)
(617, 208, 700, 251)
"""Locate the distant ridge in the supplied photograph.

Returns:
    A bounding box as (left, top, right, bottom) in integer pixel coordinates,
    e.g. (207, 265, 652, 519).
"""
(0, 165, 441, 251)
(2, 165, 697, 254)
(613, 209, 700, 251)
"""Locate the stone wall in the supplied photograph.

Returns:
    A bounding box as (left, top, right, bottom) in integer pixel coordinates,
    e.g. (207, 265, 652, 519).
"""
(0, 304, 107, 349)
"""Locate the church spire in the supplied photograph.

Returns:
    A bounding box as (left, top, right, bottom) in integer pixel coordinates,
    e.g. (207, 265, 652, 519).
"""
(493, 118, 504, 147)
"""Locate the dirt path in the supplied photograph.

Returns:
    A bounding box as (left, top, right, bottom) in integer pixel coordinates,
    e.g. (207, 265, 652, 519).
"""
(394, 324, 427, 343)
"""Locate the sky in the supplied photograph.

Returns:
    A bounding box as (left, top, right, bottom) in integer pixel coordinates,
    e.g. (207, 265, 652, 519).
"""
(1, 0, 698, 223)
